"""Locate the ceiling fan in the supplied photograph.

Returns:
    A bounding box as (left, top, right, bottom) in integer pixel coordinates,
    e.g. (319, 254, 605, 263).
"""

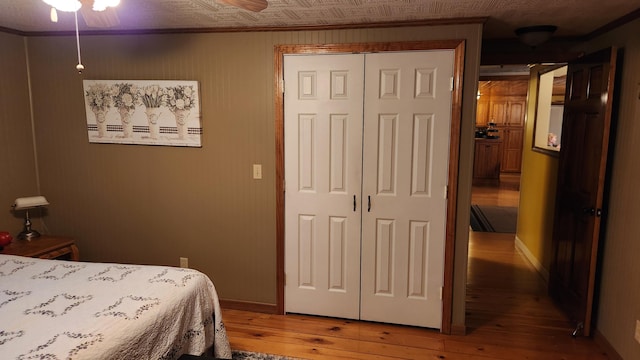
(43, 0, 120, 28)
(43, 0, 269, 28)
(43, 0, 268, 73)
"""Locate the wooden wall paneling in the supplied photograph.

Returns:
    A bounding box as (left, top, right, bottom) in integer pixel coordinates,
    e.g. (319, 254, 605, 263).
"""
(0, 32, 39, 232)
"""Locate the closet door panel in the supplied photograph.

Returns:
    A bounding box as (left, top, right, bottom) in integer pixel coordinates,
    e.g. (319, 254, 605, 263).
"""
(284, 54, 364, 319)
(360, 50, 454, 328)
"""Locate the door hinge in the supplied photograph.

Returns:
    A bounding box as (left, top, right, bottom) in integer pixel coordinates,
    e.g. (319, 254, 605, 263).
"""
(450, 77, 454, 91)
(444, 185, 448, 199)
(439, 287, 443, 300)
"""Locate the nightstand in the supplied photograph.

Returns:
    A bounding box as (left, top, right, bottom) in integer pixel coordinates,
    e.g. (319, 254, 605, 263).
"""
(1, 235, 79, 261)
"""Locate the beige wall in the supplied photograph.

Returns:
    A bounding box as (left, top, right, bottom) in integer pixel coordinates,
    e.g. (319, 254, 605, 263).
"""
(14, 24, 482, 327)
(0, 32, 39, 232)
(580, 18, 640, 360)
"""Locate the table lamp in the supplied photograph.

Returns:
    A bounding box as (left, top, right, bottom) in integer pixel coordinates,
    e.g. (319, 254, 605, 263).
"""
(12, 196, 49, 240)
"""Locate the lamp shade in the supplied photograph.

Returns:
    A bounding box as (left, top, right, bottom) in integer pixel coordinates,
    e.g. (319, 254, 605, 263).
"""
(12, 196, 49, 240)
(14, 196, 49, 210)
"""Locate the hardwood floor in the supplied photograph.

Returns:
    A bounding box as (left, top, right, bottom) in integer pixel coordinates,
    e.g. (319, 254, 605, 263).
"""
(221, 174, 611, 359)
(471, 173, 521, 208)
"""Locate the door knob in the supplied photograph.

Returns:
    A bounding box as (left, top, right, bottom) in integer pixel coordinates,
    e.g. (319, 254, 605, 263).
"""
(582, 207, 603, 217)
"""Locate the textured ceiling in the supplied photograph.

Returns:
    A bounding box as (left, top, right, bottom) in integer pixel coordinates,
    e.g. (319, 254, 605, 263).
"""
(0, 0, 638, 39)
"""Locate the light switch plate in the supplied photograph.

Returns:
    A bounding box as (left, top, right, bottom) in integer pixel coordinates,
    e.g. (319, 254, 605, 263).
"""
(253, 164, 262, 179)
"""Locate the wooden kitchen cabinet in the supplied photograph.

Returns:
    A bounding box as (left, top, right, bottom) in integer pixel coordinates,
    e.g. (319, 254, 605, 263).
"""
(473, 138, 503, 185)
(489, 99, 508, 125)
(476, 79, 527, 174)
(507, 99, 525, 126)
(489, 96, 525, 126)
(476, 98, 490, 126)
(500, 127, 524, 173)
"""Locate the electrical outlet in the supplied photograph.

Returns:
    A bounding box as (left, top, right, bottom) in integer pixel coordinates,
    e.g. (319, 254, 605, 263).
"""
(635, 320, 640, 344)
(179, 257, 189, 268)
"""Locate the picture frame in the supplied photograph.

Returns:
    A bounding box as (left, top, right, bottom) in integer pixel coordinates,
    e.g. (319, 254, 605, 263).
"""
(532, 65, 567, 155)
(83, 80, 202, 147)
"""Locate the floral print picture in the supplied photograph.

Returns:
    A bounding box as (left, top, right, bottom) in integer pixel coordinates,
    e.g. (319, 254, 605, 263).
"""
(83, 80, 201, 147)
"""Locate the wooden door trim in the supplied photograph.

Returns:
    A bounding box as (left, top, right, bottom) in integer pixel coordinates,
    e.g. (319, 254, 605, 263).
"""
(274, 40, 466, 334)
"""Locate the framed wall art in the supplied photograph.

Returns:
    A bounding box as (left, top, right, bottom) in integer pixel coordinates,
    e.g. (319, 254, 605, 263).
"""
(83, 80, 202, 147)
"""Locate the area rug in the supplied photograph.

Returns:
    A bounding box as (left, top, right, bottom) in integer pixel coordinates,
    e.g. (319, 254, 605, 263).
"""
(470, 204, 517, 233)
(232, 350, 306, 360)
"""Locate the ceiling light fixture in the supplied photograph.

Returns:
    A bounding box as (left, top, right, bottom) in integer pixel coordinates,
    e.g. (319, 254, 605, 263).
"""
(44, 0, 80, 22)
(43, 0, 81, 12)
(50, 7, 58, 22)
(515, 25, 558, 48)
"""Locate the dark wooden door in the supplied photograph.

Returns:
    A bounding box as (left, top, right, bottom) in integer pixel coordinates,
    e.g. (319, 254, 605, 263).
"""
(549, 47, 618, 336)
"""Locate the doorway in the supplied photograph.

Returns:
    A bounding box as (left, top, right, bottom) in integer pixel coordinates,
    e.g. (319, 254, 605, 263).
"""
(468, 48, 619, 336)
(471, 70, 528, 232)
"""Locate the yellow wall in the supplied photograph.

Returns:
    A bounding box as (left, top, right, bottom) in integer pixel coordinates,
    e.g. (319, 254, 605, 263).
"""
(515, 65, 559, 276)
(8, 23, 482, 328)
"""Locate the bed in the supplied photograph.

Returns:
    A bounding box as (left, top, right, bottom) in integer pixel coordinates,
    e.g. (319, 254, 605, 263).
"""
(0, 254, 232, 359)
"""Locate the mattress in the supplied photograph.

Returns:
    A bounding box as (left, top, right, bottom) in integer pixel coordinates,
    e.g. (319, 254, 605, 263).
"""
(0, 254, 232, 359)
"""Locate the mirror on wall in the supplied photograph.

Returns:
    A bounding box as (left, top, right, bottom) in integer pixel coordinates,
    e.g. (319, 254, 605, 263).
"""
(533, 65, 567, 155)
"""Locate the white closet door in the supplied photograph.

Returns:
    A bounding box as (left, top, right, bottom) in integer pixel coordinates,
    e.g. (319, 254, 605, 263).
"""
(283, 54, 364, 319)
(360, 51, 454, 328)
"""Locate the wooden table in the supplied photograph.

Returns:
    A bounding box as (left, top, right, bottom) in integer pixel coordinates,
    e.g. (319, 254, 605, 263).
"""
(1, 235, 79, 261)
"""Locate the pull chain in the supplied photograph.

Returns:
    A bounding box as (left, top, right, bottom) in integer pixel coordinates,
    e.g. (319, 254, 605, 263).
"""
(74, 10, 84, 73)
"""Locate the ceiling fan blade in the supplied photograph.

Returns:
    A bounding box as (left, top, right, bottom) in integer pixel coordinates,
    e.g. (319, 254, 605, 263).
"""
(80, 6, 120, 27)
(217, 0, 268, 12)
(79, 0, 120, 28)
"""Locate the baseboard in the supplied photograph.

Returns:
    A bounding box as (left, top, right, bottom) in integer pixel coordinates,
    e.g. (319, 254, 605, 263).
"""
(514, 236, 549, 283)
(219, 299, 278, 314)
(593, 328, 624, 360)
